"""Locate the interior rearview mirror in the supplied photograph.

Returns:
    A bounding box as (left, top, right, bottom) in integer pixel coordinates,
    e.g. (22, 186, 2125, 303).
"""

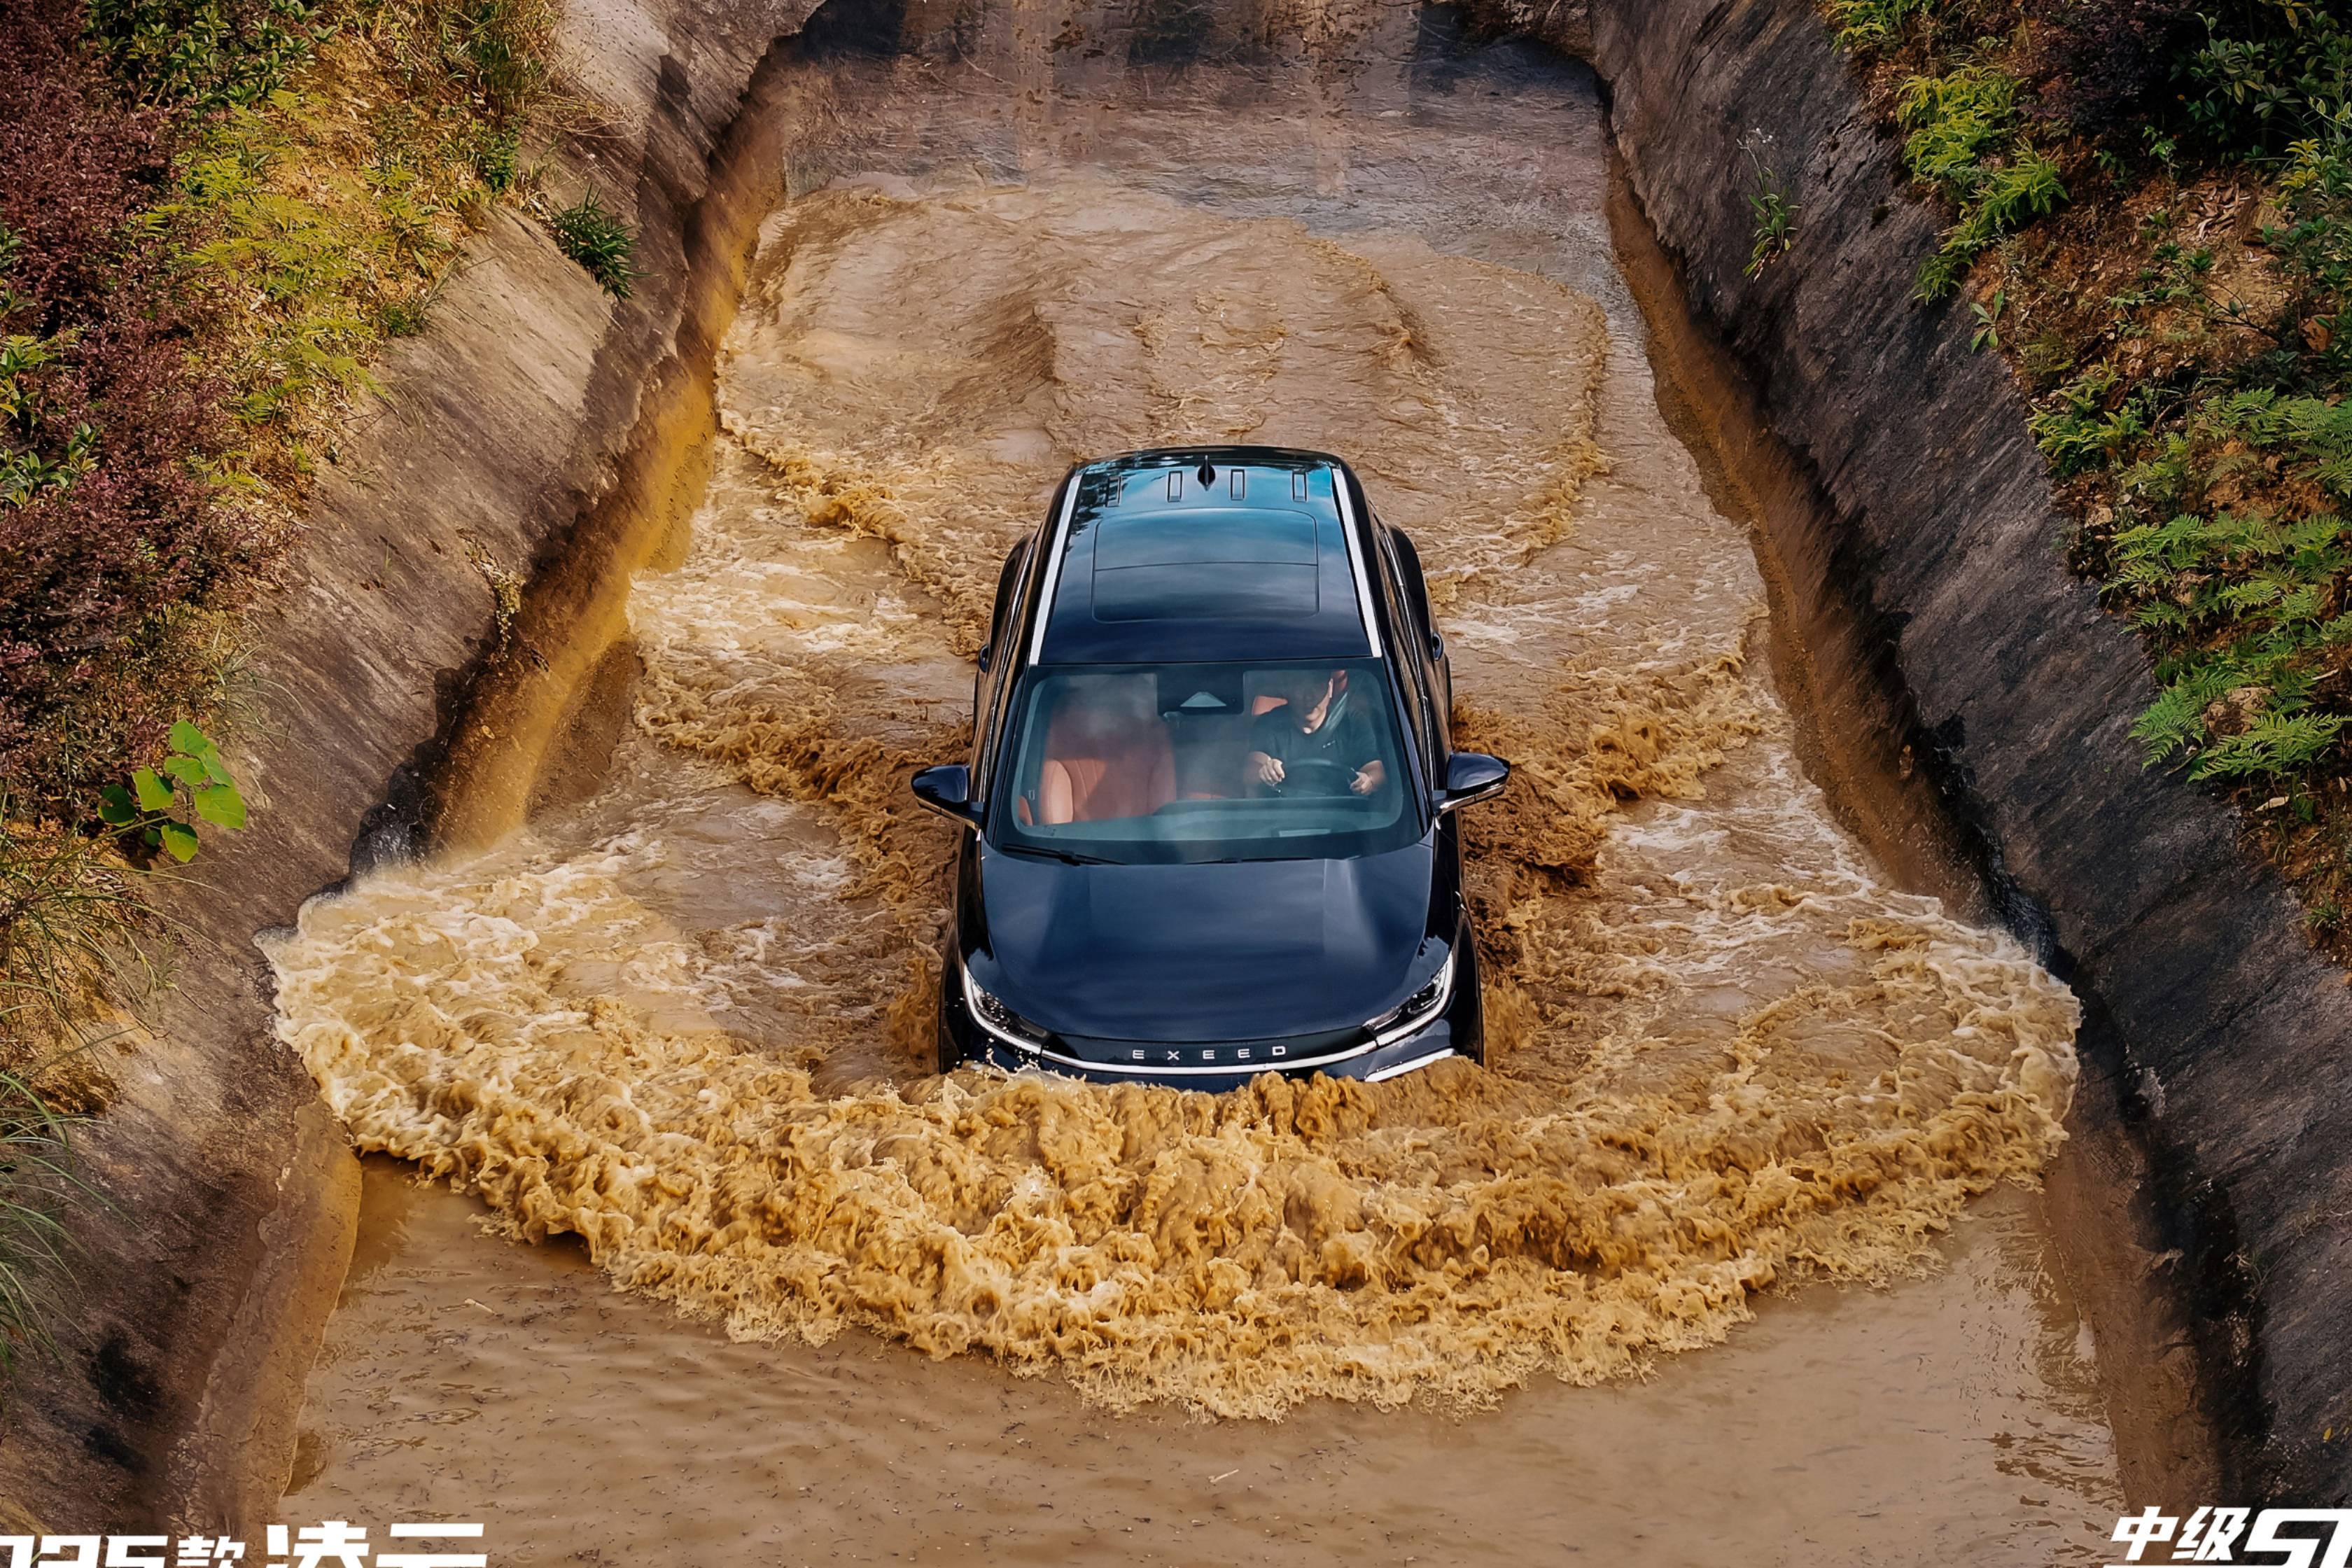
(1438, 751, 1509, 813)
(910, 764, 982, 828)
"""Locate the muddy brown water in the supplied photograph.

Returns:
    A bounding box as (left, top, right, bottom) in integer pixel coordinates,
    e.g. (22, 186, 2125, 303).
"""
(270, 8, 2167, 1560)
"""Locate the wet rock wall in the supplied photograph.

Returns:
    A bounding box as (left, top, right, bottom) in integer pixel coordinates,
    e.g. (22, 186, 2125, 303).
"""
(1567, 0, 2352, 1503)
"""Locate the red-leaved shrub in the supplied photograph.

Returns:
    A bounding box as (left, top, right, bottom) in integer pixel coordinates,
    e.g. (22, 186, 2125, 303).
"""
(0, 0, 263, 808)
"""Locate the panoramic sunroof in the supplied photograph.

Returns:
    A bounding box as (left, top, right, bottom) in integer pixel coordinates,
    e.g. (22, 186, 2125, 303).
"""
(1088, 507, 1322, 622)
(1093, 507, 1318, 567)
(1092, 564, 1321, 621)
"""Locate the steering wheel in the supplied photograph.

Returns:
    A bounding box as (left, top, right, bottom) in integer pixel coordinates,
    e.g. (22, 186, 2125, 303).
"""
(1268, 757, 1360, 797)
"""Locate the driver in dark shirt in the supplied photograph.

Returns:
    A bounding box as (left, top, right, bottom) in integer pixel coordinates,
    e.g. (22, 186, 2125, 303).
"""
(1246, 669, 1387, 796)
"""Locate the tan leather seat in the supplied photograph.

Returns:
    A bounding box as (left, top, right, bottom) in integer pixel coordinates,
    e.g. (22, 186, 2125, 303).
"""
(1038, 676, 1175, 824)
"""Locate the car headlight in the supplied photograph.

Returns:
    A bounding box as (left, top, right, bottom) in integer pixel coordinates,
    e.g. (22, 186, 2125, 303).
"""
(1366, 950, 1455, 1046)
(960, 962, 1050, 1051)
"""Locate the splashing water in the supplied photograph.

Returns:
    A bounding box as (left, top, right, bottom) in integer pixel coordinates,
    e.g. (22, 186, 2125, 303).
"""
(268, 169, 2076, 1418)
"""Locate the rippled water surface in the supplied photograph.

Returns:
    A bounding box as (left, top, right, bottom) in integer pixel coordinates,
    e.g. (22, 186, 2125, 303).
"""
(273, 8, 2125, 1560)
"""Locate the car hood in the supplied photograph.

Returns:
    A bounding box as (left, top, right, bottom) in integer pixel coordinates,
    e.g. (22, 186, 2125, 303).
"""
(969, 840, 1439, 1042)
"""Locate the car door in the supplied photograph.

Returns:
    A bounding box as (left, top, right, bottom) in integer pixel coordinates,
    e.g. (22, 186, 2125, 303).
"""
(1382, 524, 1449, 732)
(976, 539, 1028, 718)
(969, 535, 1035, 787)
(1369, 521, 1446, 776)
(973, 470, 1074, 801)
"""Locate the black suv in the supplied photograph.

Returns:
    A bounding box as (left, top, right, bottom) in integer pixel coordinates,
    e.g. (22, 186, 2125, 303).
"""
(910, 447, 1508, 1089)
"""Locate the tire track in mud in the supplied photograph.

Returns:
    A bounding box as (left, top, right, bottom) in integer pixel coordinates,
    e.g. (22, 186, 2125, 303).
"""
(266, 181, 2078, 1417)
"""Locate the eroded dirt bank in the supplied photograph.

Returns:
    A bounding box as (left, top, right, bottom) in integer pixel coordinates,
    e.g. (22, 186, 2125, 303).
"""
(271, 11, 2135, 1558)
(1570, 0, 2352, 1502)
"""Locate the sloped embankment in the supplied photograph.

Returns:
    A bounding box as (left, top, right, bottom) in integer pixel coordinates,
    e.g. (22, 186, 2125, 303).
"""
(1565, 0, 2352, 1503)
(0, 0, 813, 1530)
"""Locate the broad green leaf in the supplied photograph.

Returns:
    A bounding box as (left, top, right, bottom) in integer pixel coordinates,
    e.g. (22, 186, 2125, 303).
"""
(168, 720, 219, 760)
(97, 784, 137, 827)
(201, 754, 235, 785)
(158, 820, 200, 862)
(164, 755, 209, 788)
(141, 826, 160, 847)
(133, 768, 174, 813)
(192, 783, 246, 830)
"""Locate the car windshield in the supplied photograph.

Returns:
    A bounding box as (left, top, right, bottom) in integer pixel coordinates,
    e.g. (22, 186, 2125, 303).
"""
(988, 659, 1422, 864)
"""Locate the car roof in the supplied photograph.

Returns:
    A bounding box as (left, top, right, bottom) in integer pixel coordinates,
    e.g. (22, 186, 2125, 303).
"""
(1030, 447, 1382, 665)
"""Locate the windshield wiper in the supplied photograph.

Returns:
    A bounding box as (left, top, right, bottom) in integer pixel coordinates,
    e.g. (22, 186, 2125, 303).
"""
(1002, 844, 1118, 867)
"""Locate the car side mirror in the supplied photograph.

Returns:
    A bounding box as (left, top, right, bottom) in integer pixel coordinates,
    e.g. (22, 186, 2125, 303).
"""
(910, 764, 982, 829)
(976, 641, 994, 673)
(1437, 751, 1508, 813)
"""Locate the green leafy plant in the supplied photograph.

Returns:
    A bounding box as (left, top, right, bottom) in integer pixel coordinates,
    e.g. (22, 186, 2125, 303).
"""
(2031, 363, 2163, 475)
(96, 722, 246, 864)
(0, 316, 102, 510)
(474, 124, 520, 193)
(550, 190, 638, 298)
(1898, 65, 2018, 183)
(2185, 4, 2352, 158)
(1742, 134, 1798, 279)
(1746, 174, 1797, 277)
(1970, 286, 2005, 351)
(88, 0, 335, 114)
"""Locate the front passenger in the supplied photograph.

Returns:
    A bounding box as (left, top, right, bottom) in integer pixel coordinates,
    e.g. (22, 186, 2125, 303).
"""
(1038, 676, 1175, 824)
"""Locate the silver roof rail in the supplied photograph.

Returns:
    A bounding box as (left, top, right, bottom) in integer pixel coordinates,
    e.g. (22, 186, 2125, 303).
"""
(1330, 466, 1383, 659)
(1028, 473, 1083, 664)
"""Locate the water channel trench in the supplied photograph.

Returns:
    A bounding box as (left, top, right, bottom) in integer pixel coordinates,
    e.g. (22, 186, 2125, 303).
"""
(267, 5, 2194, 1559)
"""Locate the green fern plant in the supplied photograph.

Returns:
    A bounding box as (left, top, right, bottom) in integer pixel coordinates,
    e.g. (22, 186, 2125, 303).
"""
(1826, 0, 1938, 49)
(2190, 709, 2349, 780)
(2101, 382, 2352, 789)
(2131, 664, 2239, 766)
(1896, 64, 2066, 299)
